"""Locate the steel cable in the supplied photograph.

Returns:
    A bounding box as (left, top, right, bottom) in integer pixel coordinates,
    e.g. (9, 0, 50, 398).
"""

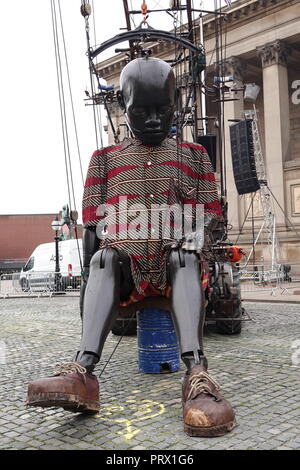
(58, 0, 85, 187)
(50, 0, 72, 211)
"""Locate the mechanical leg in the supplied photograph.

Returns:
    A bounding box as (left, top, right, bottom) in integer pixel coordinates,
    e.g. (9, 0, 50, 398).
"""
(76, 247, 134, 372)
(168, 248, 207, 370)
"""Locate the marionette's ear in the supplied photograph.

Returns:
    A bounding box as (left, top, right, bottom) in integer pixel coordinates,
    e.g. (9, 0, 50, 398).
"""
(117, 90, 125, 110)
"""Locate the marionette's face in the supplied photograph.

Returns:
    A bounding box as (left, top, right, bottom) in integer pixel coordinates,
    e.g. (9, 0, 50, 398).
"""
(119, 58, 176, 145)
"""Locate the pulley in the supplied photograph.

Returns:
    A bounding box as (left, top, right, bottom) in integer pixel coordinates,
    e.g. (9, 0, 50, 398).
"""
(141, 3, 148, 15)
(141, 2, 148, 23)
(80, 2, 91, 17)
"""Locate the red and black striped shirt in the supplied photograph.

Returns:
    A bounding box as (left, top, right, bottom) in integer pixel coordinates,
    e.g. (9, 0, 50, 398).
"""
(83, 137, 221, 295)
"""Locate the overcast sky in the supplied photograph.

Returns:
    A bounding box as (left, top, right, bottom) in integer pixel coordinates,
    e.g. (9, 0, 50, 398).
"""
(0, 0, 234, 221)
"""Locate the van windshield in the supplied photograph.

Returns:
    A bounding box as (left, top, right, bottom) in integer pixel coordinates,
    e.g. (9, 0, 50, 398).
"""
(23, 257, 34, 272)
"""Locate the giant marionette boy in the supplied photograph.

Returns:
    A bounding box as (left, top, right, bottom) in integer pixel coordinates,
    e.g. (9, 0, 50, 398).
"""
(27, 57, 236, 437)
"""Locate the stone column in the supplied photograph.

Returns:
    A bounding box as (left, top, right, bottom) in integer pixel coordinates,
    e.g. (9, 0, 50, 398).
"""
(257, 40, 291, 226)
(221, 56, 245, 232)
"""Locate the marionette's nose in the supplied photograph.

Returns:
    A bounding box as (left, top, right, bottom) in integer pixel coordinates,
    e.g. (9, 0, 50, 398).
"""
(145, 107, 161, 129)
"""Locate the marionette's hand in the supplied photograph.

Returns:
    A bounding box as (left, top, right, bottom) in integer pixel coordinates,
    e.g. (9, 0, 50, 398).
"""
(182, 215, 224, 251)
(204, 213, 221, 231)
(181, 230, 205, 252)
(204, 214, 226, 245)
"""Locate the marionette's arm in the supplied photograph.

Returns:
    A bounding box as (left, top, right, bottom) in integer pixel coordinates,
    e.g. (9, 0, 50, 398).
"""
(82, 148, 108, 229)
(82, 147, 109, 270)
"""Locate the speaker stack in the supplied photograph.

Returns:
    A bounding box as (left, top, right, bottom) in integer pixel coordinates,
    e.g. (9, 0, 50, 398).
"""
(197, 135, 217, 172)
(229, 120, 260, 195)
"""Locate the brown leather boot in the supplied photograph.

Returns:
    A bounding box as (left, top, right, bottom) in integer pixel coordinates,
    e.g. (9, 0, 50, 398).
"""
(26, 362, 99, 414)
(182, 365, 236, 437)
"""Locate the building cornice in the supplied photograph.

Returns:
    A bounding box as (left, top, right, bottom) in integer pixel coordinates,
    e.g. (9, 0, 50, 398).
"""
(95, 0, 299, 81)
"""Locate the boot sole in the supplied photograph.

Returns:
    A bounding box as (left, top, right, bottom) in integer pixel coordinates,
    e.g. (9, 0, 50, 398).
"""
(26, 392, 99, 414)
(184, 419, 236, 437)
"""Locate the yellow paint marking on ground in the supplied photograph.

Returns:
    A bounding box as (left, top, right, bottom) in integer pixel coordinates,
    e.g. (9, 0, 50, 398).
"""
(96, 397, 166, 441)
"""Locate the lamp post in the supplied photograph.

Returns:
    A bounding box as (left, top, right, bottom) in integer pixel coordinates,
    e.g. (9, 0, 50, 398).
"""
(51, 217, 61, 292)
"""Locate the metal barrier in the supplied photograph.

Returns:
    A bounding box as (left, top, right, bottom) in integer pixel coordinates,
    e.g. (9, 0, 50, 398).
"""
(0, 272, 81, 298)
(2, 263, 300, 299)
(240, 262, 300, 296)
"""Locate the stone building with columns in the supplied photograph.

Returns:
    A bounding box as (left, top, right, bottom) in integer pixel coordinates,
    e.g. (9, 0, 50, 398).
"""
(96, 0, 300, 264)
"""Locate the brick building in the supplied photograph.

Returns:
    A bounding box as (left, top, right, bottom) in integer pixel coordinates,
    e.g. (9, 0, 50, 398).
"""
(0, 214, 82, 273)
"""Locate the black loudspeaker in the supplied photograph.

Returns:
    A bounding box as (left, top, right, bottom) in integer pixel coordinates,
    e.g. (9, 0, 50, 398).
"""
(197, 135, 217, 171)
(229, 120, 260, 195)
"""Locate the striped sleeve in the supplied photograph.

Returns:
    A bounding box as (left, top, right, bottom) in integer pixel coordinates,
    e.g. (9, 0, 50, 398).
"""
(82, 149, 107, 228)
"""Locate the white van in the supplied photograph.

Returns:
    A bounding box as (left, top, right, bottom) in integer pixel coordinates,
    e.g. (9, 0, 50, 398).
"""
(20, 239, 83, 291)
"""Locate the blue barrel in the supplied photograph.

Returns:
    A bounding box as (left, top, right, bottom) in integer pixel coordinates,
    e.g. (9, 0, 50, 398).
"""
(137, 308, 180, 374)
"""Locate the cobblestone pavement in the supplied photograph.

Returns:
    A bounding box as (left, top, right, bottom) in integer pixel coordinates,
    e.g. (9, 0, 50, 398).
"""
(0, 297, 299, 450)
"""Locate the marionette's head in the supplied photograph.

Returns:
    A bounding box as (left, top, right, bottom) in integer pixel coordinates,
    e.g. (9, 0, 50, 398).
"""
(118, 57, 176, 145)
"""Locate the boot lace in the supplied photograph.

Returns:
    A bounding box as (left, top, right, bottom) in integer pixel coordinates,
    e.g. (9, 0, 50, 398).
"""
(53, 362, 87, 377)
(188, 371, 221, 401)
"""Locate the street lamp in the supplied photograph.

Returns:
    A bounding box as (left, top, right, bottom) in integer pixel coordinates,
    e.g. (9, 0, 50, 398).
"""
(51, 217, 62, 292)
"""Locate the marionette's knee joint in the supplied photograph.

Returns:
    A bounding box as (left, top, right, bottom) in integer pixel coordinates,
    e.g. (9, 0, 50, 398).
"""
(90, 247, 120, 270)
(168, 248, 199, 270)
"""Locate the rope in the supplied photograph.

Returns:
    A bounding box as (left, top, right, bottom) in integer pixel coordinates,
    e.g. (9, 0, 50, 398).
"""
(57, 0, 84, 187)
(82, 7, 118, 145)
(50, 0, 72, 211)
(90, 60, 119, 144)
(213, 0, 228, 230)
(130, 0, 136, 28)
(98, 310, 137, 378)
(74, 222, 83, 274)
(91, 0, 104, 149)
(83, 12, 100, 151)
(51, 0, 83, 268)
(173, 7, 185, 201)
(53, 362, 87, 376)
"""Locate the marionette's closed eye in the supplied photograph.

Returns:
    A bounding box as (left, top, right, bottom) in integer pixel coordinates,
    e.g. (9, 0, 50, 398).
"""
(131, 105, 172, 116)
(158, 105, 172, 114)
(131, 107, 147, 116)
